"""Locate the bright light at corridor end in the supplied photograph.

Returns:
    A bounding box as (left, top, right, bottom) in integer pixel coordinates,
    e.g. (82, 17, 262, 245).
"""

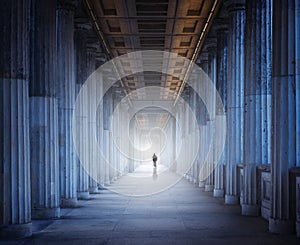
(72, 50, 227, 197)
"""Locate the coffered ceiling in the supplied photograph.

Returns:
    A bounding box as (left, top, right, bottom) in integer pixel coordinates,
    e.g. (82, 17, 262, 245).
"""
(83, 0, 221, 129)
(84, 0, 221, 99)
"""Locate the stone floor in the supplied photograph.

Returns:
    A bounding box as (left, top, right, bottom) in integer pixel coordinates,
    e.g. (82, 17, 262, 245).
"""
(2, 172, 300, 244)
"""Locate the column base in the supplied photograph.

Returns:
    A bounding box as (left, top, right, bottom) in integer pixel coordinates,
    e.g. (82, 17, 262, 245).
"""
(199, 181, 206, 188)
(261, 205, 271, 220)
(89, 187, 100, 194)
(241, 204, 260, 216)
(225, 194, 239, 205)
(0, 223, 32, 239)
(296, 221, 300, 237)
(98, 184, 106, 190)
(269, 217, 294, 234)
(205, 185, 214, 192)
(32, 207, 60, 219)
(213, 189, 224, 197)
(77, 191, 90, 200)
(61, 198, 78, 208)
(193, 178, 197, 184)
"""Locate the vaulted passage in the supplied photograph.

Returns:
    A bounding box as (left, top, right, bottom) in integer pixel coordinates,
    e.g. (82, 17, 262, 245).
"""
(1, 0, 300, 243)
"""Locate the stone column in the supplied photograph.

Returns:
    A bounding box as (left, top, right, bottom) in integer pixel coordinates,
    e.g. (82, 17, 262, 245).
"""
(86, 43, 99, 193)
(185, 90, 193, 181)
(296, 0, 300, 172)
(224, 0, 245, 205)
(192, 89, 198, 184)
(242, 0, 272, 216)
(214, 25, 228, 198)
(103, 89, 113, 183)
(113, 91, 123, 179)
(97, 90, 105, 187)
(205, 44, 217, 192)
(174, 103, 180, 175)
(74, 24, 90, 200)
(174, 107, 181, 174)
(198, 53, 209, 188)
(56, 0, 77, 207)
(28, 0, 60, 220)
(0, 0, 32, 238)
(269, 0, 299, 234)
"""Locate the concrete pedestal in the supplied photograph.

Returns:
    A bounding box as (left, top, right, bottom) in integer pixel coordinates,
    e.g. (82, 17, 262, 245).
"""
(205, 185, 214, 192)
(89, 187, 100, 194)
(32, 208, 60, 220)
(225, 194, 239, 205)
(269, 218, 294, 235)
(61, 198, 78, 208)
(199, 181, 206, 188)
(213, 189, 224, 198)
(77, 191, 90, 200)
(0, 223, 32, 239)
(241, 204, 260, 216)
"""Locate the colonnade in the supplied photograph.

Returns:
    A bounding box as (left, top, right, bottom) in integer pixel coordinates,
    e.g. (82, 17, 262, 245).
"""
(177, 0, 300, 236)
(1, 0, 300, 239)
(0, 0, 123, 238)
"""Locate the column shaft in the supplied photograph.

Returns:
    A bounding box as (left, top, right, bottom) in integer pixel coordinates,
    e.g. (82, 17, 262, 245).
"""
(205, 45, 217, 192)
(225, 0, 245, 205)
(242, 0, 272, 216)
(86, 46, 99, 193)
(0, 0, 32, 238)
(29, 0, 60, 219)
(74, 27, 90, 199)
(214, 27, 228, 197)
(56, 1, 77, 207)
(198, 55, 209, 187)
(269, 0, 298, 234)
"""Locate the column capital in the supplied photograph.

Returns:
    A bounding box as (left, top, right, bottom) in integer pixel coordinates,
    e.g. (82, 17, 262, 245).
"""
(86, 41, 99, 53)
(204, 42, 217, 54)
(75, 22, 92, 32)
(96, 51, 107, 66)
(224, 0, 246, 13)
(57, 0, 78, 11)
(198, 52, 209, 63)
(214, 19, 229, 33)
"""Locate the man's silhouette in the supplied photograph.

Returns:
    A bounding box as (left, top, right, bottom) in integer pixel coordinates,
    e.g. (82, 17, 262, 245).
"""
(152, 153, 157, 168)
